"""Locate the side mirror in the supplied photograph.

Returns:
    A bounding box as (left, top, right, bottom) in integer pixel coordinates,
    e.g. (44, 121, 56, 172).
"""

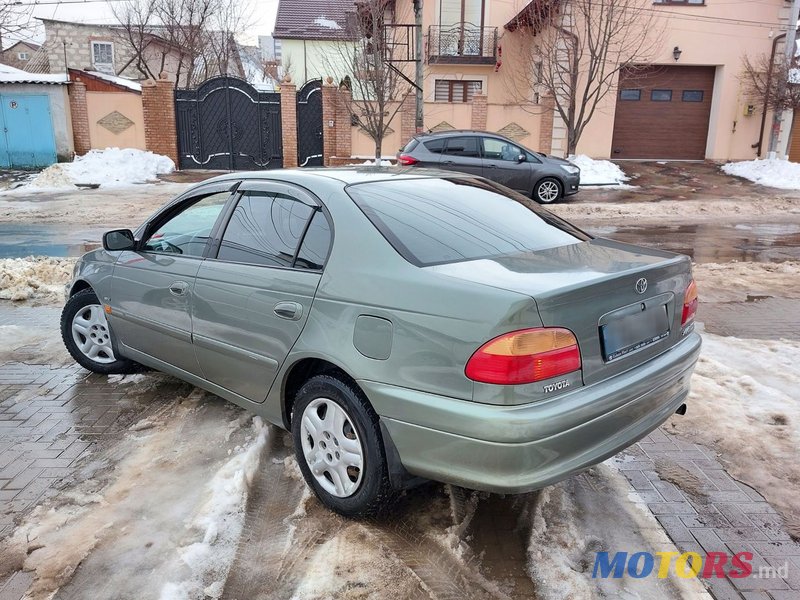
(517, 154, 527, 163)
(103, 229, 136, 251)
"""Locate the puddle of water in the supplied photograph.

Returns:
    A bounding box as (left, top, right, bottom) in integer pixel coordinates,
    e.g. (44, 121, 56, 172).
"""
(0, 224, 104, 258)
(587, 222, 800, 263)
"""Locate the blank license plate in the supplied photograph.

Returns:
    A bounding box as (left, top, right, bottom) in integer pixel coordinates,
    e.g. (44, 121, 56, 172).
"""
(601, 305, 670, 361)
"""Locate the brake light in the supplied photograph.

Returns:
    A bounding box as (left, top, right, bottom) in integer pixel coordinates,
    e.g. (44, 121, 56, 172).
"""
(465, 328, 581, 385)
(681, 279, 698, 327)
(396, 153, 419, 166)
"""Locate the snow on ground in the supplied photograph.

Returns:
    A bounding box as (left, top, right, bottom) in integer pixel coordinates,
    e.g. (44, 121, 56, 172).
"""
(671, 331, 800, 538)
(0, 257, 76, 303)
(722, 158, 800, 190)
(569, 155, 631, 187)
(523, 465, 709, 599)
(0, 324, 70, 365)
(2, 390, 262, 600)
(12, 148, 175, 192)
(692, 260, 800, 302)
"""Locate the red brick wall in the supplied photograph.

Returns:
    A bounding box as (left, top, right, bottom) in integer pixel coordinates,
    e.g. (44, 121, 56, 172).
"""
(321, 80, 337, 167)
(141, 73, 178, 166)
(400, 92, 415, 146)
(334, 88, 352, 160)
(68, 80, 91, 156)
(539, 96, 555, 154)
(280, 80, 298, 168)
(471, 93, 487, 131)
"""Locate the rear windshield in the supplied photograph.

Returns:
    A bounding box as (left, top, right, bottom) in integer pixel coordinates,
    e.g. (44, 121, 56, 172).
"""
(401, 138, 419, 153)
(347, 177, 590, 267)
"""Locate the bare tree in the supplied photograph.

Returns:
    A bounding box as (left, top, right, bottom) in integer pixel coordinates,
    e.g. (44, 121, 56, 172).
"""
(112, 0, 159, 79)
(742, 52, 800, 113)
(154, 0, 216, 87)
(0, 4, 35, 49)
(205, 0, 253, 78)
(509, 0, 663, 155)
(323, 0, 411, 160)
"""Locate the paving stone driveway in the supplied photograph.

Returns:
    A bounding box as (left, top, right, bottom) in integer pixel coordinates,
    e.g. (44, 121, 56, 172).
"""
(1, 304, 799, 600)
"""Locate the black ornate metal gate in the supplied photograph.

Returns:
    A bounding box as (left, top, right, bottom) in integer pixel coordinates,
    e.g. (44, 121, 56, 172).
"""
(175, 76, 282, 170)
(296, 79, 323, 167)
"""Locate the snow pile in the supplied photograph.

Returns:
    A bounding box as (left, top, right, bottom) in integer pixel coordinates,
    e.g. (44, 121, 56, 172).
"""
(568, 154, 630, 186)
(673, 332, 800, 538)
(161, 417, 269, 599)
(722, 158, 800, 190)
(350, 159, 394, 166)
(0, 257, 76, 303)
(27, 148, 175, 190)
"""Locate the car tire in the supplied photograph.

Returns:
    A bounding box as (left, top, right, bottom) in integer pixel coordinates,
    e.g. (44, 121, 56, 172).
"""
(61, 288, 141, 375)
(533, 177, 563, 204)
(292, 374, 393, 517)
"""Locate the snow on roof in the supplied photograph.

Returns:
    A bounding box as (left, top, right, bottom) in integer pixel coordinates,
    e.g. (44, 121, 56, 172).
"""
(314, 16, 342, 30)
(0, 63, 68, 84)
(84, 70, 142, 92)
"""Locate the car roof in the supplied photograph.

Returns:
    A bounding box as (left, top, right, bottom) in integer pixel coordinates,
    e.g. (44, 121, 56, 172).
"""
(198, 166, 474, 187)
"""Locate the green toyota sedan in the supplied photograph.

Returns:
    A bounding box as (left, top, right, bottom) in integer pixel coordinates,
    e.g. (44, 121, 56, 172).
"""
(61, 168, 701, 516)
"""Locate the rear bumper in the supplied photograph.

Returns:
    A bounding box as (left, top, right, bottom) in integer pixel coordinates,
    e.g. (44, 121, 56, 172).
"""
(360, 332, 701, 493)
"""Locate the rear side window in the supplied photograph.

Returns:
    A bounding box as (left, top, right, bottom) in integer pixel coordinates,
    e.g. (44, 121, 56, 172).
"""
(347, 178, 589, 267)
(423, 139, 445, 154)
(295, 211, 331, 270)
(217, 191, 314, 267)
(444, 137, 479, 158)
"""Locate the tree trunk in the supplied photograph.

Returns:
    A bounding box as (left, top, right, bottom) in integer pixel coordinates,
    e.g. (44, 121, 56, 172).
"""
(375, 139, 382, 163)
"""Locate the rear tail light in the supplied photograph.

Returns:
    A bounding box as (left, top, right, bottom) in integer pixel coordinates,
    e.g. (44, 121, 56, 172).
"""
(465, 327, 581, 385)
(681, 279, 698, 327)
(396, 153, 419, 166)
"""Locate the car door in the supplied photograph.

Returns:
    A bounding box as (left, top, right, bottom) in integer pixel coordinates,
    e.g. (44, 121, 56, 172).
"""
(480, 137, 533, 193)
(191, 181, 332, 402)
(439, 136, 483, 176)
(109, 183, 236, 375)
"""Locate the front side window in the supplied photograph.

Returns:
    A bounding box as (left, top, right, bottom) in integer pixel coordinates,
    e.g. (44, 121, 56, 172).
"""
(443, 136, 480, 158)
(482, 138, 522, 161)
(348, 178, 589, 267)
(217, 191, 315, 268)
(143, 192, 230, 257)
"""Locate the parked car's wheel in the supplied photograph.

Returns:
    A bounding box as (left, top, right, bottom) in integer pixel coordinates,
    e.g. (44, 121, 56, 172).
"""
(292, 374, 392, 517)
(533, 177, 563, 204)
(61, 288, 140, 374)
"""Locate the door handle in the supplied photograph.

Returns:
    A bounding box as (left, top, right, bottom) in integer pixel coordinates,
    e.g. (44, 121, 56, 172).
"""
(486, 163, 497, 168)
(273, 301, 303, 320)
(443, 160, 455, 166)
(169, 281, 189, 296)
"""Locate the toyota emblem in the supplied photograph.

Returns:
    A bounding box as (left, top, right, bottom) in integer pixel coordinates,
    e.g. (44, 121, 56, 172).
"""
(635, 278, 648, 294)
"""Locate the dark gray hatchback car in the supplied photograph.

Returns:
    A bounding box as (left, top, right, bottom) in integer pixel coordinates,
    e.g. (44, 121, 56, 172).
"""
(397, 130, 581, 203)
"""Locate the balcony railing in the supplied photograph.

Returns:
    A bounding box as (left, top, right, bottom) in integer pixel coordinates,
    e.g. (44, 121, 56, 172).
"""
(427, 24, 498, 65)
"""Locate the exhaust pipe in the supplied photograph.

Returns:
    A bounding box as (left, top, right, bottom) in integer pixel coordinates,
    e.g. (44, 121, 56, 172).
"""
(675, 404, 687, 416)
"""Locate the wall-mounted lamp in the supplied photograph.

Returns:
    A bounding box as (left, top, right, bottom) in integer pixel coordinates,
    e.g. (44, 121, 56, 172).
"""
(673, 46, 682, 61)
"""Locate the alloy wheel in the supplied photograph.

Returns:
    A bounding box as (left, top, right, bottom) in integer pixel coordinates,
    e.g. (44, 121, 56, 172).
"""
(538, 180, 560, 203)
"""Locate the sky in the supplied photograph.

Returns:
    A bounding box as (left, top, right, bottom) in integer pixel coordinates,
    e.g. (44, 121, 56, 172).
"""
(8, 0, 279, 47)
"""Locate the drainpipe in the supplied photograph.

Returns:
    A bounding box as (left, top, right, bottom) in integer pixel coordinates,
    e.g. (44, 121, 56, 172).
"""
(756, 33, 785, 157)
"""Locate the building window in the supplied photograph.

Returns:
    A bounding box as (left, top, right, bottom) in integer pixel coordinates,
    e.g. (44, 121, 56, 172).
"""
(620, 89, 641, 101)
(651, 89, 673, 102)
(18, 52, 29, 60)
(682, 90, 704, 102)
(434, 79, 482, 102)
(91, 41, 114, 73)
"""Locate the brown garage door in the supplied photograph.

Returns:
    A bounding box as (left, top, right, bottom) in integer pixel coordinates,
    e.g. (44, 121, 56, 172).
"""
(611, 66, 715, 160)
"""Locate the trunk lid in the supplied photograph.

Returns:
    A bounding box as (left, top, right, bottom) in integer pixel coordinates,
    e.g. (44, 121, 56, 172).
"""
(427, 238, 693, 385)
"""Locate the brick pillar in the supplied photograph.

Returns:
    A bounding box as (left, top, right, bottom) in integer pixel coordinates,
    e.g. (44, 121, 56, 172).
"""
(471, 93, 488, 131)
(321, 77, 337, 167)
(69, 79, 91, 155)
(141, 73, 178, 166)
(538, 95, 555, 155)
(400, 92, 415, 146)
(280, 77, 298, 168)
(335, 88, 352, 159)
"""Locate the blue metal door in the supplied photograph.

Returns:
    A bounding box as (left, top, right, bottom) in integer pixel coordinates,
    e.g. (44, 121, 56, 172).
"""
(0, 94, 58, 168)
